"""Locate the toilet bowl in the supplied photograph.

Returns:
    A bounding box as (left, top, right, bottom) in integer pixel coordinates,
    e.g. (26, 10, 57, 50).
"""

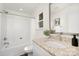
(24, 46, 33, 53)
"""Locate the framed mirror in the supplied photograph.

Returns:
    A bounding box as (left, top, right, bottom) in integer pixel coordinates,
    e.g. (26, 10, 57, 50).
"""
(50, 3, 79, 34)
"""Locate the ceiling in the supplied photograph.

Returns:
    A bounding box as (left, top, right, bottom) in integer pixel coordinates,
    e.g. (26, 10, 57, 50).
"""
(51, 3, 71, 13)
(3, 3, 42, 15)
(2, 3, 70, 16)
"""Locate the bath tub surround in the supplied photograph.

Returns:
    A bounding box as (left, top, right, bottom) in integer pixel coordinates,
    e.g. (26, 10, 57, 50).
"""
(0, 43, 27, 56)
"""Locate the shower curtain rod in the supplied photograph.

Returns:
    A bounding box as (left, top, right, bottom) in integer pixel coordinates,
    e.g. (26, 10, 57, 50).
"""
(0, 11, 35, 19)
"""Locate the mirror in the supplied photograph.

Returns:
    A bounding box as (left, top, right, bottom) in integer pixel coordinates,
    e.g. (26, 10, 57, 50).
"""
(50, 3, 79, 34)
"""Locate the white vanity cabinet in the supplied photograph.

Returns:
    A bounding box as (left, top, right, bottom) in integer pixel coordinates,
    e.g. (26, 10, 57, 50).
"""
(33, 42, 51, 56)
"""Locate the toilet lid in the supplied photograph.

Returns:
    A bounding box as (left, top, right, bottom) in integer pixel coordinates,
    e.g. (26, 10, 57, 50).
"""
(24, 46, 32, 53)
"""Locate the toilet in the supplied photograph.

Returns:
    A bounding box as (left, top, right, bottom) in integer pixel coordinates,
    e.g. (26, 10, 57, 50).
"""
(24, 46, 33, 56)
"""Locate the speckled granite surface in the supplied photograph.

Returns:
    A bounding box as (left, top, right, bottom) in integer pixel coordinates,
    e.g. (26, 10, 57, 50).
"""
(33, 35, 79, 56)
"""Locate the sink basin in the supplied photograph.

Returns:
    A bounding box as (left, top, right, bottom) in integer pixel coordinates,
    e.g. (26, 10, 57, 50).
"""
(45, 41, 67, 48)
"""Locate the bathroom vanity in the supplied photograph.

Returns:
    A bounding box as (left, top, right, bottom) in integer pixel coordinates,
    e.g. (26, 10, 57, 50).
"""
(33, 34, 79, 56)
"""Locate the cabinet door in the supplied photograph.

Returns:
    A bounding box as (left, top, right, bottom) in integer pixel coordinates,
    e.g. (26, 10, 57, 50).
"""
(33, 42, 51, 56)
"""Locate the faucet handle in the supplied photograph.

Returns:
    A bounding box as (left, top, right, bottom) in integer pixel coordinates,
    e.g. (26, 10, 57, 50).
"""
(4, 37, 7, 41)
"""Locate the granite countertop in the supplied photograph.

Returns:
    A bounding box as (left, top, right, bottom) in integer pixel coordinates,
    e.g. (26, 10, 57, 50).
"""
(33, 37, 79, 56)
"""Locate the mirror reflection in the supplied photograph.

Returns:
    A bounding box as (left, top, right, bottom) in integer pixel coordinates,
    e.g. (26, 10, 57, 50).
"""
(50, 3, 79, 34)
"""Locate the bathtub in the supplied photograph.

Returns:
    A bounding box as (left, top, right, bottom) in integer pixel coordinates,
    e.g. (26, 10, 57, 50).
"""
(0, 43, 27, 56)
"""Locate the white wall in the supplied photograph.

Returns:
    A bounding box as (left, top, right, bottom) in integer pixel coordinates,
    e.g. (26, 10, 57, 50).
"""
(0, 14, 1, 49)
(0, 4, 1, 49)
(34, 3, 49, 38)
(31, 19, 36, 40)
(0, 3, 3, 49)
(1, 13, 7, 49)
(51, 3, 79, 33)
(67, 4, 79, 33)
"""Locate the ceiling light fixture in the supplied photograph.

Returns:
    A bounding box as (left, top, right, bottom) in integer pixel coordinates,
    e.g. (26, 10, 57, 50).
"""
(19, 8, 23, 11)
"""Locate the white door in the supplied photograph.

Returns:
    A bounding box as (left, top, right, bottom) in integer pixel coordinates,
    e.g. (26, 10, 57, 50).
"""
(6, 15, 31, 48)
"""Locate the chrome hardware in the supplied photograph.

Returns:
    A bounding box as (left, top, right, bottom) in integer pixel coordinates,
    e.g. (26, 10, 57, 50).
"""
(4, 42, 9, 48)
(4, 37, 7, 41)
